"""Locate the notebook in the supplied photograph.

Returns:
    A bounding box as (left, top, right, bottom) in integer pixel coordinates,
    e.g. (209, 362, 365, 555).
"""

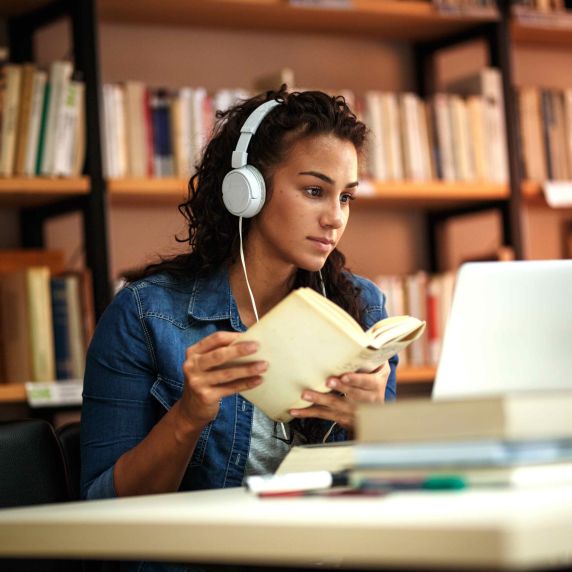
(432, 260, 572, 399)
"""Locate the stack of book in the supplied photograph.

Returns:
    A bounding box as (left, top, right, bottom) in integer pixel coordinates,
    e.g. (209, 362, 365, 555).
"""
(351, 393, 572, 490)
(274, 392, 572, 493)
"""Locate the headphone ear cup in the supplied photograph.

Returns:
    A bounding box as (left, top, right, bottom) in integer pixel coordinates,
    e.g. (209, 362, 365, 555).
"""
(222, 165, 266, 218)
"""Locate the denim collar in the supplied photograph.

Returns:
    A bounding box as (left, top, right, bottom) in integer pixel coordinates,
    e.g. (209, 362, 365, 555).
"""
(187, 265, 245, 332)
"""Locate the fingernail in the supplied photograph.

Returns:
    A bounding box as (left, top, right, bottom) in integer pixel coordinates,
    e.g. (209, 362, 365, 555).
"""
(341, 375, 349, 383)
(303, 392, 312, 401)
(327, 379, 337, 388)
(255, 361, 268, 372)
(244, 342, 258, 352)
(290, 410, 300, 416)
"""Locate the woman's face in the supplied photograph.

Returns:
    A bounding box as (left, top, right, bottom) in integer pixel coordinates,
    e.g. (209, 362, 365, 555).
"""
(248, 133, 359, 273)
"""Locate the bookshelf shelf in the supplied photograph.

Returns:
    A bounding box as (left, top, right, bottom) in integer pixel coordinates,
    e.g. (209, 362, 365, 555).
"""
(0, 0, 53, 19)
(0, 368, 433, 404)
(108, 178, 509, 209)
(98, 0, 498, 41)
(0, 177, 90, 207)
(512, 21, 572, 47)
(396, 366, 436, 384)
(0, 384, 26, 403)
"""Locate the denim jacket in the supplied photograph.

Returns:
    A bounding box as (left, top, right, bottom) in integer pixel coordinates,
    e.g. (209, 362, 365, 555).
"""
(80, 266, 397, 503)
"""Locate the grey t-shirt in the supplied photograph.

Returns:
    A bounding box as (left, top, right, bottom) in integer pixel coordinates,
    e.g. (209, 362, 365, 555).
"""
(244, 407, 294, 478)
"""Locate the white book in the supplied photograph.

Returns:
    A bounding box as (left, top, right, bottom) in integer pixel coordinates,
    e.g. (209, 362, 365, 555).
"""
(432, 94, 456, 181)
(102, 84, 115, 178)
(0, 65, 22, 176)
(41, 61, 73, 176)
(124, 81, 147, 177)
(53, 80, 82, 176)
(364, 91, 388, 180)
(191, 87, 208, 166)
(382, 93, 404, 180)
(233, 287, 425, 422)
(401, 93, 425, 181)
(113, 84, 128, 178)
(450, 95, 474, 181)
(24, 71, 47, 176)
(179, 88, 195, 177)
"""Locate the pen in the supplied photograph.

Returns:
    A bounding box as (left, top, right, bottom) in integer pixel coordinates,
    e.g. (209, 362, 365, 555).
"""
(357, 474, 467, 492)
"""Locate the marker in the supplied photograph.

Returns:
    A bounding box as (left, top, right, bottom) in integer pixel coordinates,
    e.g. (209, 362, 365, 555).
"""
(246, 471, 349, 495)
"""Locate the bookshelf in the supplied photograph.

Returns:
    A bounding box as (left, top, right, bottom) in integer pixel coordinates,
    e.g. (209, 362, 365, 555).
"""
(4, 0, 568, 404)
(98, 0, 499, 40)
(107, 178, 509, 208)
(0, 177, 89, 206)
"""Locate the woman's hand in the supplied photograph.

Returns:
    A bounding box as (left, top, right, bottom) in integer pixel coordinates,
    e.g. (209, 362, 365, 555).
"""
(179, 331, 267, 428)
(289, 361, 391, 431)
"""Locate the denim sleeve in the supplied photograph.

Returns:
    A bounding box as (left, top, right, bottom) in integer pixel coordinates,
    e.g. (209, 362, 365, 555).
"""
(80, 286, 158, 500)
(359, 280, 398, 402)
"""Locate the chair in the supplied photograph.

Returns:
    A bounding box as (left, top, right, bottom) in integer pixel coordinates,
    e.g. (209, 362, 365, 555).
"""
(0, 418, 81, 572)
(57, 421, 82, 501)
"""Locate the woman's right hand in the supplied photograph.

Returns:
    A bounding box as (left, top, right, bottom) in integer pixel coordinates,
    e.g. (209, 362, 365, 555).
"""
(179, 331, 267, 428)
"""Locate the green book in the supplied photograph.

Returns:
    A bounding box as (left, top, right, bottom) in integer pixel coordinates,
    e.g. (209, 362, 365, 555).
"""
(35, 82, 51, 175)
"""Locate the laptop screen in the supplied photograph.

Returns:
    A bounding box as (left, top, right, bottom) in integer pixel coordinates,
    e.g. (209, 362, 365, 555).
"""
(432, 260, 572, 400)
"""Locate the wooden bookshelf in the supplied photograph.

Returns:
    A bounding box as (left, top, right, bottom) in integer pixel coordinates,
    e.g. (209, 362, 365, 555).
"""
(0, 177, 90, 207)
(108, 178, 508, 209)
(0, 367, 434, 404)
(396, 365, 436, 384)
(512, 16, 572, 47)
(0, 0, 53, 18)
(98, 0, 498, 41)
(521, 180, 572, 209)
(0, 384, 26, 403)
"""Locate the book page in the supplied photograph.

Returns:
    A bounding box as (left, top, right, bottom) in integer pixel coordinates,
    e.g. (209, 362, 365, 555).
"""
(276, 442, 355, 475)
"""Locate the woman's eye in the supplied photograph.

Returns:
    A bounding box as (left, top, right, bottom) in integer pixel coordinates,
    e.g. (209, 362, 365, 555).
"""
(340, 193, 355, 204)
(305, 187, 322, 198)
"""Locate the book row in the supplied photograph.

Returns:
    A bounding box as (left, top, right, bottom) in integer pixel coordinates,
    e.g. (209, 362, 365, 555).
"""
(375, 271, 456, 368)
(101, 67, 508, 185)
(0, 60, 86, 178)
(517, 86, 572, 182)
(0, 267, 95, 385)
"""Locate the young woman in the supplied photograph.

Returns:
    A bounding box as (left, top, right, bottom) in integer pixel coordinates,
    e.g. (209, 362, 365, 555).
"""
(80, 88, 398, 508)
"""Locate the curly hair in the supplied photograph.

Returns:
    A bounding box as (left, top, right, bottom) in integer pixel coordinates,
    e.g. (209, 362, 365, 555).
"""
(126, 86, 369, 324)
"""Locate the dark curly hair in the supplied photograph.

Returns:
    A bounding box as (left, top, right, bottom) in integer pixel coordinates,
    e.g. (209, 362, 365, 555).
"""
(126, 86, 368, 325)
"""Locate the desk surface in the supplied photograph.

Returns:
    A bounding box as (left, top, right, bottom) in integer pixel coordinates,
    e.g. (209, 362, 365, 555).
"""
(0, 486, 571, 569)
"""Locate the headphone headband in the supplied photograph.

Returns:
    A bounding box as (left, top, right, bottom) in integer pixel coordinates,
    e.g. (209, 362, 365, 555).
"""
(231, 99, 281, 169)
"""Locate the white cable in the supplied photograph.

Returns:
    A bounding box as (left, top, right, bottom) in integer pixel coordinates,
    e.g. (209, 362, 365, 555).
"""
(239, 216, 259, 323)
(239, 217, 331, 443)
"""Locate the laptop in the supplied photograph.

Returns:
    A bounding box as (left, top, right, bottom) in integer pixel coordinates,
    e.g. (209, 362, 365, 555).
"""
(432, 259, 572, 399)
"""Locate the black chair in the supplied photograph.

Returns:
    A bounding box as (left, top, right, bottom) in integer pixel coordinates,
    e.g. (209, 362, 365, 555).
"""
(57, 421, 82, 502)
(0, 418, 81, 572)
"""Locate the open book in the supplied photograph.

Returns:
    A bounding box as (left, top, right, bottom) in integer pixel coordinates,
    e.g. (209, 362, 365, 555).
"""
(235, 287, 426, 422)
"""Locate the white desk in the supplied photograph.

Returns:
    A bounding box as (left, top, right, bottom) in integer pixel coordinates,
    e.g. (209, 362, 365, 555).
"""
(0, 486, 571, 569)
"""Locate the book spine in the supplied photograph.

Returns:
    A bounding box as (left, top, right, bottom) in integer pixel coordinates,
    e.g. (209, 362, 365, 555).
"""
(0, 65, 23, 176)
(26, 267, 56, 382)
(51, 277, 74, 380)
(24, 71, 47, 176)
(35, 81, 51, 175)
(41, 61, 73, 176)
(14, 63, 36, 176)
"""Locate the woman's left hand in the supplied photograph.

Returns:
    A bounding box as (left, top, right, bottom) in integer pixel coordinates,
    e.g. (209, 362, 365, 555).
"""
(289, 361, 391, 431)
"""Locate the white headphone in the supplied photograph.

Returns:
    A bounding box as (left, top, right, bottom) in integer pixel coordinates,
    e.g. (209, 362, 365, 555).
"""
(222, 99, 281, 218)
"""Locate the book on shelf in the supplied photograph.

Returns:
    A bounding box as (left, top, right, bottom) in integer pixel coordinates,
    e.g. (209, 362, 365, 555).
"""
(355, 392, 572, 444)
(0, 266, 56, 384)
(234, 287, 425, 422)
(444, 67, 508, 184)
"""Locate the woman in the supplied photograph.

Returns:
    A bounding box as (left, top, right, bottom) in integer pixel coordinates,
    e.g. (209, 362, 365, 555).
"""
(81, 87, 397, 506)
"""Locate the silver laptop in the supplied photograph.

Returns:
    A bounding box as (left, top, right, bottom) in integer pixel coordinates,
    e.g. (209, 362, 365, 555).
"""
(432, 260, 572, 399)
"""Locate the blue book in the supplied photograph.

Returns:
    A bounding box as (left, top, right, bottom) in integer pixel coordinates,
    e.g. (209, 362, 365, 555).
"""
(51, 276, 73, 380)
(151, 89, 174, 177)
